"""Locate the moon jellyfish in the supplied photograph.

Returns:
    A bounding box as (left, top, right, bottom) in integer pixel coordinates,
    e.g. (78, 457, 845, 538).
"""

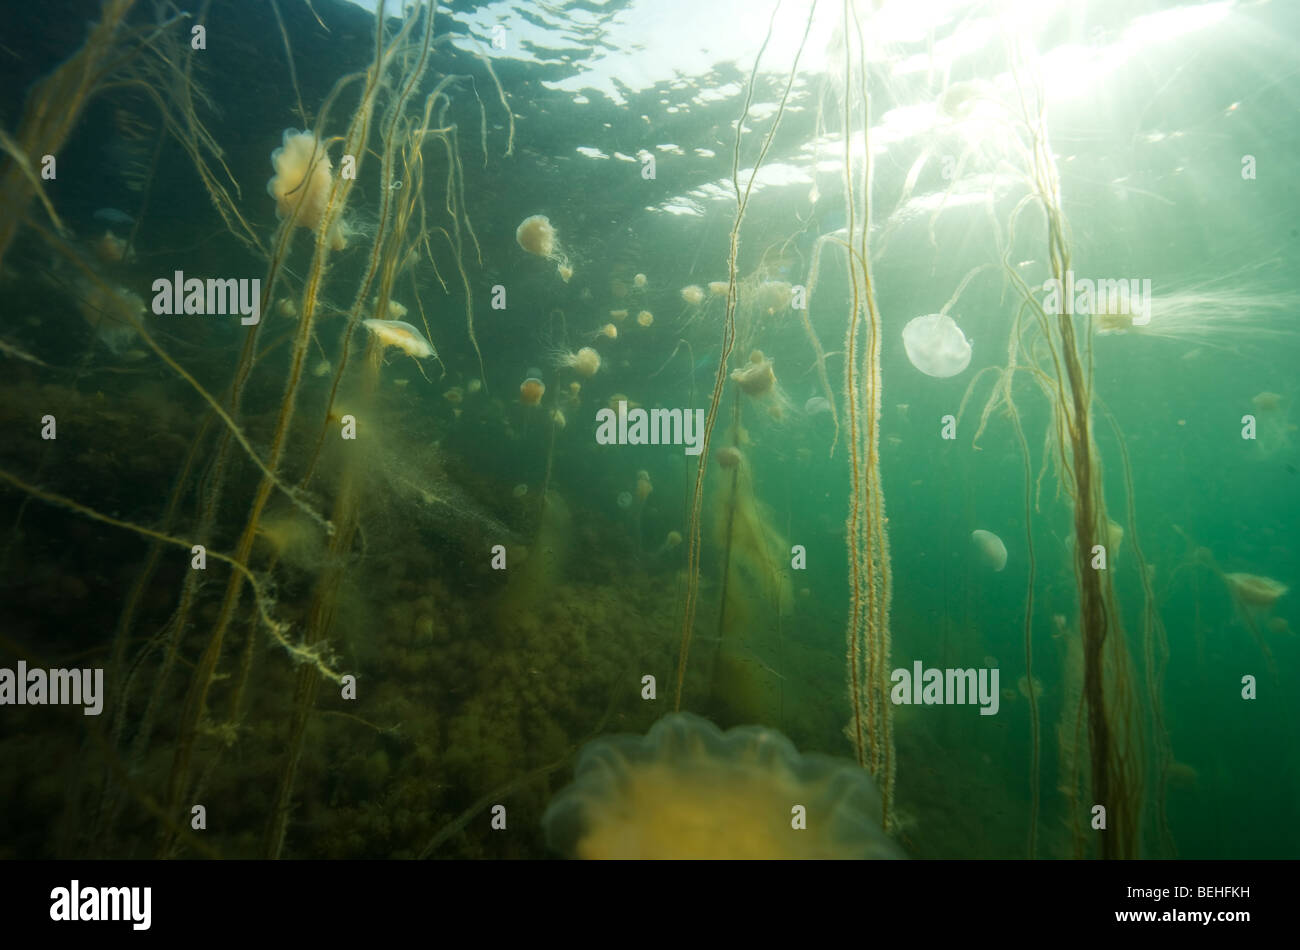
(515, 214, 572, 281)
(971, 529, 1007, 572)
(804, 396, 831, 415)
(902, 313, 971, 378)
(616, 491, 633, 509)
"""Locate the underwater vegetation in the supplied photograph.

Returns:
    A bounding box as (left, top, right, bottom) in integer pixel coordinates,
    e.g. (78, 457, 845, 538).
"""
(0, 0, 1296, 863)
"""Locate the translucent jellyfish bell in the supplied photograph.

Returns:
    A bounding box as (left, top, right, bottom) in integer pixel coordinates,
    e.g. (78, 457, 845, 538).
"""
(902, 313, 971, 378)
(971, 529, 1007, 572)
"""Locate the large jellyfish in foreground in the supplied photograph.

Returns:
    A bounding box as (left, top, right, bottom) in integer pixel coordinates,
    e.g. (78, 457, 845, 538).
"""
(542, 713, 904, 859)
(902, 313, 971, 377)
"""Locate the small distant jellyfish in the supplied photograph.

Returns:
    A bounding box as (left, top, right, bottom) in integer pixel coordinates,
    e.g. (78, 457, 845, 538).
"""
(754, 280, 793, 315)
(520, 377, 546, 406)
(610, 309, 629, 322)
(804, 396, 831, 415)
(466, 378, 483, 394)
(550, 408, 567, 428)
(516, 214, 573, 281)
(598, 323, 618, 340)
(708, 281, 729, 296)
(513, 484, 529, 498)
(680, 285, 705, 306)
(716, 446, 743, 469)
(617, 491, 634, 509)
(971, 529, 1008, 572)
(94, 231, 129, 264)
(635, 470, 653, 502)
(443, 387, 464, 404)
(637, 310, 654, 328)
(633, 273, 648, 289)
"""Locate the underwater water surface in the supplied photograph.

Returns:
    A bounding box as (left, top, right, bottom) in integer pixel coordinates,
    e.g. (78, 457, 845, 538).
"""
(0, 0, 1296, 862)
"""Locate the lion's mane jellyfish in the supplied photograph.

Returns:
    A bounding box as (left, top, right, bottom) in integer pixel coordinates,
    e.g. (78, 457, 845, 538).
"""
(556, 346, 600, 377)
(266, 129, 348, 251)
(360, 319, 434, 360)
(519, 377, 545, 406)
(1225, 573, 1288, 609)
(730, 350, 792, 420)
(515, 214, 573, 282)
(542, 713, 905, 859)
(902, 313, 971, 378)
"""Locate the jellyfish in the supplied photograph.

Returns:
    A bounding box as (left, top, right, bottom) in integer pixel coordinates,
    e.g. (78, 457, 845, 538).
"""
(804, 396, 831, 415)
(716, 446, 743, 469)
(731, 351, 776, 396)
(1223, 572, 1288, 664)
(1252, 392, 1283, 412)
(512, 484, 529, 498)
(609, 309, 629, 322)
(361, 319, 434, 360)
(550, 407, 567, 428)
(708, 281, 729, 297)
(637, 310, 654, 327)
(680, 284, 705, 306)
(519, 377, 545, 406)
(902, 313, 971, 378)
(971, 529, 1007, 571)
(1092, 282, 1294, 348)
(753, 280, 793, 315)
(635, 470, 653, 502)
(266, 129, 347, 251)
(93, 231, 129, 264)
(633, 273, 647, 289)
(556, 346, 600, 377)
(542, 713, 905, 859)
(616, 491, 633, 510)
(595, 323, 618, 341)
(652, 530, 683, 557)
(75, 279, 144, 355)
(1224, 573, 1288, 609)
(731, 351, 793, 421)
(515, 214, 572, 281)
